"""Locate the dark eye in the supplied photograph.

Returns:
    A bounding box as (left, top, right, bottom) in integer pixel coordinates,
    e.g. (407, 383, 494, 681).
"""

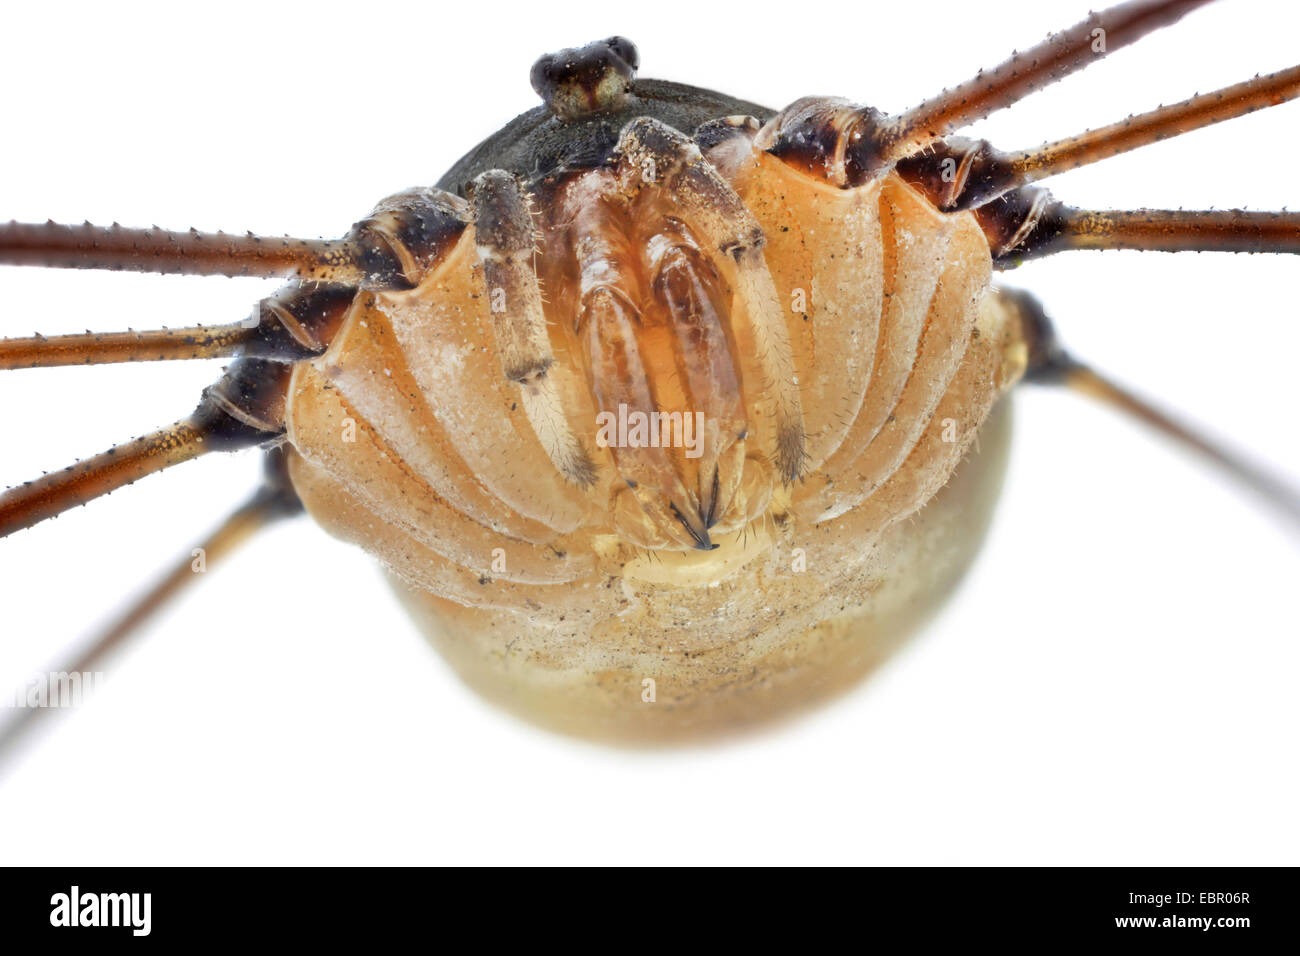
(604, 36, 639, 71)
(529, 54, 556, 99)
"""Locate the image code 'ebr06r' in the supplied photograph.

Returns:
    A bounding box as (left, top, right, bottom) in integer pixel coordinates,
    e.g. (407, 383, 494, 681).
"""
(1, 0, 1297, 743)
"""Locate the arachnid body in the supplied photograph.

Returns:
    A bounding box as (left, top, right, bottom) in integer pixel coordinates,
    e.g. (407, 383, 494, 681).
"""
(2, 0, 1298, 748)
(277, 83, 1033, 738)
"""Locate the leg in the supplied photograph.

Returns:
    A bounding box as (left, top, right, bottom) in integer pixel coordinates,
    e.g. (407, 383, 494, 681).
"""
(0, 448, 302, 764)
(868, 0, 1213, 170)
(757, 0, 1212, 186)
(0, 322, 253, 370)
(1003, 287, 1300, 528)
(977, 194, 1300, 264)
(0, 186, 468, 369)
(0, 186, 474, 528)
(0, 185, 467, 288)
(896, 65, 1300, 211)
(0, 221, 365, 282)
(0, 281, 358, 370)
(0, 358, 290, 538)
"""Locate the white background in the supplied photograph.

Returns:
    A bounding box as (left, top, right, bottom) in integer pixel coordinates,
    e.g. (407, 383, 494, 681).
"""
(0, 0, 1296, 865)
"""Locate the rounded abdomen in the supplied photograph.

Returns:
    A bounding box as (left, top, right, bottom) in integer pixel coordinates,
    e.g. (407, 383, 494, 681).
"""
(281, 120, 1031, 740)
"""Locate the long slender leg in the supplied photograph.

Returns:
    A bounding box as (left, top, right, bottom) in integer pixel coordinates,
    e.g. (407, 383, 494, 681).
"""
(0, 187, 467, 287)
(0, 450, 302, 766)
(0, 418, 219, 538)
(1, 281, 357, 371)
(977, 195, 1300, 264)
(78, 451, 302, 653)
(897, 66, 1300, 211)
(0, 323, 254, 370)
(1020, 206, 1300, 259)
(1005, 287, 1300, 529)
(1061, 365, 1300, 528)
(0, 221, 366, 282)
(0, 358, 289, 538)
(759, 0, 1213, 186)
(0, 189, 465, 371)
(1001, 65, 1299, 194)
(870, 0, 1214, 169)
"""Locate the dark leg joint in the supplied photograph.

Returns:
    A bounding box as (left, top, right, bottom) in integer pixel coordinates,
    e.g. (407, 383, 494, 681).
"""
(242, 282, 357, 361)
(994, 287, 1078, 384)
(349, 187, 469, 289)
(895, 138, 1020, 211)
(976, 191, 1070, 266)
(200, 358, 293, 445)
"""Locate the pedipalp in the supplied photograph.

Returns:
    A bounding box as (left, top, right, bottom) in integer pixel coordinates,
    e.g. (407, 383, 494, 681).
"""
(616, 117, 808, 482)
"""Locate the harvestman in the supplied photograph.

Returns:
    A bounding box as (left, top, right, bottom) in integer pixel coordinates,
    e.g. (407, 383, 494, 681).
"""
(1, 0, 1296, 743)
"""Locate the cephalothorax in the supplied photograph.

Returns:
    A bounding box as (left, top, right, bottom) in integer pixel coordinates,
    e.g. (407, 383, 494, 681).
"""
(2, 0, 1297, 743)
